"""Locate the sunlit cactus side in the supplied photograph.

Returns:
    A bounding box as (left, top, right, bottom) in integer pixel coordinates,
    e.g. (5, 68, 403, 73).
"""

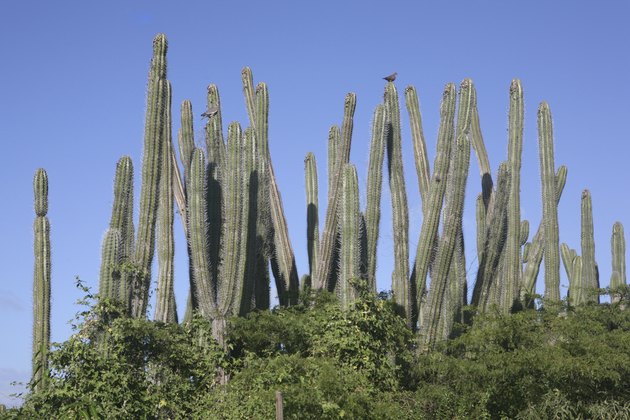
(315, 93, 357, 291)
(404, 86, 430, 204)
(611, 222, 626, 303)
(503, 79, 524, 312)
(423, 79, 473, 348)
(305, 153, 319, 277)
(521, 165, 567, 301)
(242, 128, 261, 315)
(178, 100, 195, 186)
(338, 164, 361, 309)
(155, 81, 177, 324)
(569, 256, 585, 306)
(256, 83, 299, 305)
(384, 82, 411, 323)
(538, 102, 561, 302)
(476, 193, 486, 263)
(365, 104, 387, 291)
(132, 33, 168, 318)
(32, 168, 50, 391)
(579, 189, 599, 303)
(242, 67, 257, 127)
(412, 84, 457, 319)
(469, 84, 494, 210)
(471, 162, 510, 310)
(99, 229, 121, 300)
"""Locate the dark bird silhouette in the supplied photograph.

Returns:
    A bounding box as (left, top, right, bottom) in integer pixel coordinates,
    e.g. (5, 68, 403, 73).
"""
(383, 72, 397, 82)
(201, 105, 219, 118)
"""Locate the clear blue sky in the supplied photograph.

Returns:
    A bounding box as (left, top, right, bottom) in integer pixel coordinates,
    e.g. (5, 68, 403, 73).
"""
(1, 0, 629, 406)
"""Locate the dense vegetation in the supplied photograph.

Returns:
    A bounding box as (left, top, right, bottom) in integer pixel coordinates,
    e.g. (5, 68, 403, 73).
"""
(5, 285, 630, 419)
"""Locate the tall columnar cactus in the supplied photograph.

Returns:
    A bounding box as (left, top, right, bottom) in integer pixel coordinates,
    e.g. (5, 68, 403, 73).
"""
(305, 153, 319, 277)
(155, 80, 177, 324)
(580, 189, 599, 303)
(469, 84, 494, 209)
(384, 82, 411, 323)
(105, 156, 135, 311)
(423, 79, 473, 348)
(99, 229, 121, 300)
(364, 104, 387, 291)
(188, 148, 216, 319)
(521, 165, 567, 300)
(255, 83, 299, 305)
(503, 79, 524, 312)
(32, 168, 50, 391)
(404, 86, 430, 204)
(412, 83, 457, 318)
(611, 222, 626, 303)
(132, 33, 168, 317)
(538, 102, 561, 302)
(315, 93, 357, 291)
(339, 164, 361, 309)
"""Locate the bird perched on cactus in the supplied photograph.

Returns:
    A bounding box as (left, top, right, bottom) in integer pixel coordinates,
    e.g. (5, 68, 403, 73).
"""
(201, 104, 219, 118)
(383, 72, 397, 82)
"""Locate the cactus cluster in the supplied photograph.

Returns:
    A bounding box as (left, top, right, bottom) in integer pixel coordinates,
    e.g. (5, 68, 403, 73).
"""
(32, 33, 629, 393)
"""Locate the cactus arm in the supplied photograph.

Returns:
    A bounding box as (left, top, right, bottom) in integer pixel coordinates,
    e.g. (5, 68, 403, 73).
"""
(469, 84, 494, 209)
(305, 152, 319, 276)
(560, 242, 576, 283)
(32, 168, 50, 391)
(315, 93, 357, 290)
(385, 82, 411, 323)
(580, 189, 599, 303)
(339, 164, 361, 309)
(99, 229, 122, 301)
(205, 84, 225, 164)
(404, 86, 430, 204)
(242, 67, 257, 127)
(569, 256, 584, 305)
(327, 125, 341, 201)
(364, 104, 387, 291)
(538, 102, 561, 302)
(241, 128, 260, 315)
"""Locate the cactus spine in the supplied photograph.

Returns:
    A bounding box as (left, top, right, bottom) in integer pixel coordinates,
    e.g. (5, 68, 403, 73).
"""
(305, 153, 319, 277)
(155, 80, 177, 323)
(611, 222, 626, 303)
(538, 102, 561, 302)
(580, 189, 599, 303)
(364, 104, 387, 291)
(339, 164, 361, 309)
(503, 79, 524, 312)
(132, 34, 168, 317)
(384, 82, 411, 323)
(32, 168, 50, 391)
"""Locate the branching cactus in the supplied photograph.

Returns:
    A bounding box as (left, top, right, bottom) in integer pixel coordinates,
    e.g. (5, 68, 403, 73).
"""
(32, 168, 50, 391)
(412, 83, 457, 319)
(580, 189, 599, 303)
(384, 81, 411, 323)
(423, 79, 473, 348)
(305, 152, 319, 277)
(538, 102, 561, 302)
(339, 164, 361, 309)
(521, 165, 567, 301)
(155, 80, 177, 324)
(365, 104, 387, 291)
(132, 33, 168, 317)
(611, 222, 626, 303)
(315, 93, 357, 291)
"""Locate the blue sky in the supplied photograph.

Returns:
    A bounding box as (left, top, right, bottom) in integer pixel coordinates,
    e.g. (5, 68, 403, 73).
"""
(1, 0, 629, 406)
